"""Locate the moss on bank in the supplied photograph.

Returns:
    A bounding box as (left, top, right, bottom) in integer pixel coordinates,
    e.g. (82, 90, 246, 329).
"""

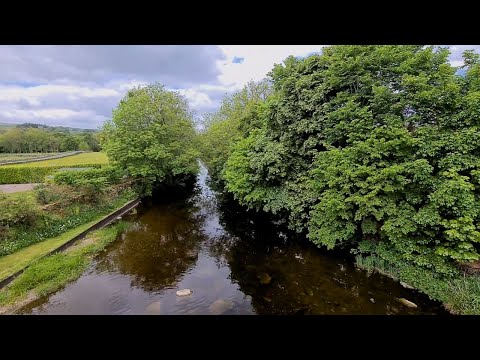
(356, 255, 480, 315)
(0, 221, 132, 314)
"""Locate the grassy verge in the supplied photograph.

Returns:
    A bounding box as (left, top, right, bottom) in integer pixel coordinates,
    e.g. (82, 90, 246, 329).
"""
(0, 215, 117, 283)
(356, 255, 480, 315)
(4, 190, 35, 201)
(0, 221, 132, 314)
(0, 189, 136, 256)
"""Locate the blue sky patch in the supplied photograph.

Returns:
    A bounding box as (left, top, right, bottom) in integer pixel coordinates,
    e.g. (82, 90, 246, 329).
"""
(232, 56, 244, 64)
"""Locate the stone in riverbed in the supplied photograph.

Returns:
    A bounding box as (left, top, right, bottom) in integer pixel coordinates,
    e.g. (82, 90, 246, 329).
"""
(397, 298, 417, 308)
(209, 299, 234, 315)
(145, 301, 161, 314)
(176, 289, 193, 297)
(400, 281, 414, 289)
(258, 273, 272, 285)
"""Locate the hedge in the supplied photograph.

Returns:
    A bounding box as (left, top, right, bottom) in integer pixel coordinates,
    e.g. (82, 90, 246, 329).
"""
(0, 164, 102, 184)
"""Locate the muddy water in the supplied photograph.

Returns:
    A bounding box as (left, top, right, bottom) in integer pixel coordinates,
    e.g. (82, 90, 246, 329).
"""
(19, 164, 447, 315)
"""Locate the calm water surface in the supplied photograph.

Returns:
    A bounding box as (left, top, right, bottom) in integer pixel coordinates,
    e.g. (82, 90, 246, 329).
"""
(19, 164, 447, 315)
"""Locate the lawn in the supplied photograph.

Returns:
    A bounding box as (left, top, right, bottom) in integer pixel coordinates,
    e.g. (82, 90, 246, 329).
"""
(2, 152, 109, 168)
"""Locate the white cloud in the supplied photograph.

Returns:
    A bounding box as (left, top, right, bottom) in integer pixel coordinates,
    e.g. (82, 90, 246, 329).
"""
(0, 84, 120, 105)
(1, 45, 479, 129)
(177, 88, 212, 110)
(216, 45, 326, 88)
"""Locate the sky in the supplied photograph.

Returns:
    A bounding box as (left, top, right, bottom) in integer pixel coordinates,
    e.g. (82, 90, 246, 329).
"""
(0, 45, 478, 129)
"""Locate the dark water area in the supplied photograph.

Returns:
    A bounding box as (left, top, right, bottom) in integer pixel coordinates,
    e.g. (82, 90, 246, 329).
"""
(19, 163, 448, 315)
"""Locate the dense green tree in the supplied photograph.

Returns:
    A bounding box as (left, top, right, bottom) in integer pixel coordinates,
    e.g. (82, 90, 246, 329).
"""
(101, 83, 199, 187)
(0, 126, 100, 153)
(206, 45, 480, 276)
(60, 134, 80, 152)
(82, 132, 101, 151)
(199, 80, 271, 183)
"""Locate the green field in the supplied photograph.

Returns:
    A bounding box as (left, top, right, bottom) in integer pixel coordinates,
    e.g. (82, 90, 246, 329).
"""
(0, 153, 60, 162)
(2, 152, 109, 168)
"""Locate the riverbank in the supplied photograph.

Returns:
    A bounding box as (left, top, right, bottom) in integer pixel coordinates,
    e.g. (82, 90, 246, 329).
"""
(0, 221, 133, 314)
(356, 255, 480, 315)
(0, 197, 140, 287)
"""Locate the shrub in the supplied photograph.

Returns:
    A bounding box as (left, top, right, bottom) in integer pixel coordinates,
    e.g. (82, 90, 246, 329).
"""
(0, 164, 102, 184)
(0, 194, 41, 228)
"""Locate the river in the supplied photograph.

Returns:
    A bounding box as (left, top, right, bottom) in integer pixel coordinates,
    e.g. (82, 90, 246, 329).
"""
(19, 163, 447, 315)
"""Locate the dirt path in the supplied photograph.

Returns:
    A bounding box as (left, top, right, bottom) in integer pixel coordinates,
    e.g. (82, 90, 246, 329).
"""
(0, 183, 39, 193)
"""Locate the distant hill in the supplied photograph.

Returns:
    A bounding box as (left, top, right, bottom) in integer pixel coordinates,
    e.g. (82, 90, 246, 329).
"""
(0, 122, 99, 133)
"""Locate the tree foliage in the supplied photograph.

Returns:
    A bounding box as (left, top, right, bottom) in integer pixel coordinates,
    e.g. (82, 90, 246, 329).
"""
(101, 83, 199, 186)
(198, 80, 272, 183)
(202, 45, 480, 276)
(0, 126, 101, 153)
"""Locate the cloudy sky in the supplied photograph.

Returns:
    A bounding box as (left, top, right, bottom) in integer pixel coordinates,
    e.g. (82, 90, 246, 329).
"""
(0, 45, 478, 129)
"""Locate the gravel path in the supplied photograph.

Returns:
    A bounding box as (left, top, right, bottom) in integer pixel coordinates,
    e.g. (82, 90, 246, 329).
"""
(0, 183, 39, 194)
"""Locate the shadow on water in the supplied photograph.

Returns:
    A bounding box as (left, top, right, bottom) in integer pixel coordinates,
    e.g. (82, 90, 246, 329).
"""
(19, 163, 449, 315)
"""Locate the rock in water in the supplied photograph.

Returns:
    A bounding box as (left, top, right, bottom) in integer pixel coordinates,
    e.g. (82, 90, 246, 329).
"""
(397, 298, 418, 308)
(400, 281, 415, 290)
(176, 289, 193, 297)
(370, 298, 375, 303)
(209, 299, 233, 315)
(145, 301, 161, 314)
(258, 273, 272, 285)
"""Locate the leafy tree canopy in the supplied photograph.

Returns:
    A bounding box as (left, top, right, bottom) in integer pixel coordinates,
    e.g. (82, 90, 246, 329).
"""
(102, 83, 199, 186)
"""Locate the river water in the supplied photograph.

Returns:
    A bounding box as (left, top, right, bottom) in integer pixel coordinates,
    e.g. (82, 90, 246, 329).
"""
(19, 164, 447, 315)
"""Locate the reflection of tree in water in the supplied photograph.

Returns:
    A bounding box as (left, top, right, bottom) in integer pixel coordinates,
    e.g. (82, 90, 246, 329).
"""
(96, 178, 208, 292)
(206, 192, 440, 315)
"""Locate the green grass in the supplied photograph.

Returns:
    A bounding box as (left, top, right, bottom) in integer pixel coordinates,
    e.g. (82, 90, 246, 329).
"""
(0, 221, 131, 308)
(355, 254, 480, 315)
(0, 189, 136, 256)
(0, 216, 108, 283)
(3, 190, 35, 201)
(2, 152, 109, 168)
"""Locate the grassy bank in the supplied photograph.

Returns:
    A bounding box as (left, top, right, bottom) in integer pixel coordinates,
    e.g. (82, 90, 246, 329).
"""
(0, 189, 135, 256)
(0, 203, 134, 283)
(356, 255, 480, 315)
(0, 221, 132, 314)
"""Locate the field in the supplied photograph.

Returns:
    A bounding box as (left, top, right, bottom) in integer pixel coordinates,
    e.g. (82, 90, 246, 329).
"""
(1, 152, 109, 168)
(0, 152, 109, 184)
(0, 153, 60, 162)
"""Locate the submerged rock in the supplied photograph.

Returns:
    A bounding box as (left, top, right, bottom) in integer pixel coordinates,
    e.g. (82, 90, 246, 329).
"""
(176, 289, 193, 297)
(258, 273, 272, 285)
(370, 298, 375, 303)
(397, 298, 418, 308)
(145, 301, 161, 314)
(209, 299, 234, 315)
(400, 281, 415, 290)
